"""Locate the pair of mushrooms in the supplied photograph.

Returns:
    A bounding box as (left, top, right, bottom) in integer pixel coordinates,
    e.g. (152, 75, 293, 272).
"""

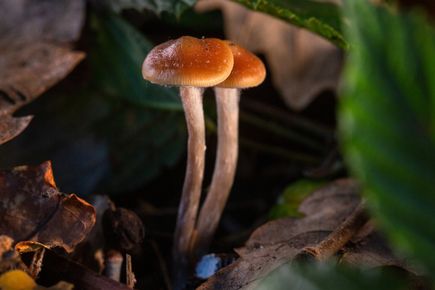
(142, 36, 265, 277)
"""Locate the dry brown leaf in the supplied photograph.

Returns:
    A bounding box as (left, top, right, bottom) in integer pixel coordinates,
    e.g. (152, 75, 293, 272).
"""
(0, 161, 96, 253)
(0, 0, 85, 145)
(341, 232, 406, 269)
(195, 0, 343, 111)
(0, 115, 33, 146)
(197, 179, 409, 290)
(0, 0, 85, 44)
(0, 235, 27, 274)
(40, 249, 133, 290)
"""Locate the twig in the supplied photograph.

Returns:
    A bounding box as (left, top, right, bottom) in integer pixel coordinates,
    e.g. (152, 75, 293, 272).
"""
(30, 247, 45, 278)
(242, 98, 334, 139)
(126, 254, 136, 288)
(206, 115, 320, 164)
(240, 138, 319, 164)
(239, 111, 323, 151)
(150, 240, 172, 290)
(299, 201, 369, 261)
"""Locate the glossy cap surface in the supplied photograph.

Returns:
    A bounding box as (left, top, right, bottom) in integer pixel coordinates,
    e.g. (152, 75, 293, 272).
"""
(142, 36, 234, 87)
(218, 42, 266, 89)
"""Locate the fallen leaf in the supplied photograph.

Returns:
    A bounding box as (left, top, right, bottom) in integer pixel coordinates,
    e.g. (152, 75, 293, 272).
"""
(0, 115, 33, 146)
(195, 0, 343, 111)
(0, 0, 85, 144)
(0, 161, 96, 253)
(0, 0, 85, 44)
(0, 235, 27, 274)
(197, 179, 411, 290)
(39, 249, 133, 290)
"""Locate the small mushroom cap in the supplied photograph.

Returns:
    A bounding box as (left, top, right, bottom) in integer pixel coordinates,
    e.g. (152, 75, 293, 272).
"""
(217, 42, 266, 89)
(142, 36, 234, 87)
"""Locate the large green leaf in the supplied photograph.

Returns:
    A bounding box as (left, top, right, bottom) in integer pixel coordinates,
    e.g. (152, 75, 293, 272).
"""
(256, 263, 405, 290)
(0, 89, 186, 195)
(0, 11, 189, 194)
(102, 0, 196, 17)
(340, 0, 435, 274)
(232, 0, 348, 49)
(90, 12, 182, 110)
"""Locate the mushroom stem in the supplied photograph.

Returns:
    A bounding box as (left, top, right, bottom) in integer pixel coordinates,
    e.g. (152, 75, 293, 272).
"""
(193, 87, 240, 258)
(173, 86, 206, 288)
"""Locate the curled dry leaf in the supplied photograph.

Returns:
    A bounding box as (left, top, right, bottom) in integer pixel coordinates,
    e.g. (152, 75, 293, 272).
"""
(0, 235, 27, 274)
(39, 249, 133, 290)
(0, 161, 96, 253)
(197, 179, 410, 290)
(195, 0, 343, 111)
(0, 0, 85, 145)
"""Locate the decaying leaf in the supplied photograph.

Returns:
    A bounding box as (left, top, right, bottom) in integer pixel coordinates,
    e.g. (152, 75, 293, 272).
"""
(39, 249, 133, 290)
(197, 179, 410, 290)
(195, 0, 343, 111)
(0, 115, 33, 146)
(0, 161, 96, 253)
(0, 0, 85, 145)
(0, 235, 27, 274)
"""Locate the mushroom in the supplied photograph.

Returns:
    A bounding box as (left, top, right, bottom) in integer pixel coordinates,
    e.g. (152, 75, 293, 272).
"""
(142, 36, 234, 286)
(193, 42, 266, 257)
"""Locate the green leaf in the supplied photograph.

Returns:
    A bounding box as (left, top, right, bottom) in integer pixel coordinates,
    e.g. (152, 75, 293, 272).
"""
(256, 263, 406, 290)
(232, 0, 348, 49)
(90, 11, 182, 110)
(269, 179, 325, 219)
(0, 88, 186, 195)
(102, 0, 196, 17)
(340, 0, 435, 275)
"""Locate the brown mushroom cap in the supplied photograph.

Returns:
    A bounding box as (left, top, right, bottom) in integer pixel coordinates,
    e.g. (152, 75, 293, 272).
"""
(217, 42, 266, 89)
(142, 36, 234, 87)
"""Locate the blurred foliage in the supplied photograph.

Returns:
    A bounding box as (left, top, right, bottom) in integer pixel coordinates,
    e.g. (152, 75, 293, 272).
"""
(102, 0, 196, 17)
(256, 262, 407, 290)
(90, 11, 182, 110)
(0, 12, 187, 195)
(233, 0, 347, 49)
(269, 179, 325, 219)
(340, 0, 435, 276)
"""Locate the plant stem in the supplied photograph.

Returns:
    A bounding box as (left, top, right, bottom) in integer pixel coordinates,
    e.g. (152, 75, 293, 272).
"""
(242, 99, 334, 140)
(173, 86, 206, 290)
(239, 111, 324, 151)
(193, 88, 240, 259)
(239, 138, 319, 164)
(205, 115, 319, 164)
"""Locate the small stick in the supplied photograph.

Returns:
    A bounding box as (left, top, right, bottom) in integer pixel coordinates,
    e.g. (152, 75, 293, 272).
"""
(150, 240, 172, 290)
(301, 201, 369, 261)
(29, 247, 45, 278)
(126, 254, 136, 288)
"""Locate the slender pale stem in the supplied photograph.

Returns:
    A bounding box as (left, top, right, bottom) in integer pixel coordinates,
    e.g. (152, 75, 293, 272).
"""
(193, 87, 240, 259)
(172, 86, 206, 290)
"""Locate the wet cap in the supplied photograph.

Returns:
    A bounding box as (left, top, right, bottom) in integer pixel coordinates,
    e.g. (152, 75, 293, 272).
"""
(142, 36, 234, 87)
(218, 42, 266, 89)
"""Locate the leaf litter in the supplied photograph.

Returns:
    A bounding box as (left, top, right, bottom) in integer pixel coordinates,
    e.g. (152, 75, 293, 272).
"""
(197, 179, 415, 290)
(0, 0, 85, 145)
(0, 161, 96, 253)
